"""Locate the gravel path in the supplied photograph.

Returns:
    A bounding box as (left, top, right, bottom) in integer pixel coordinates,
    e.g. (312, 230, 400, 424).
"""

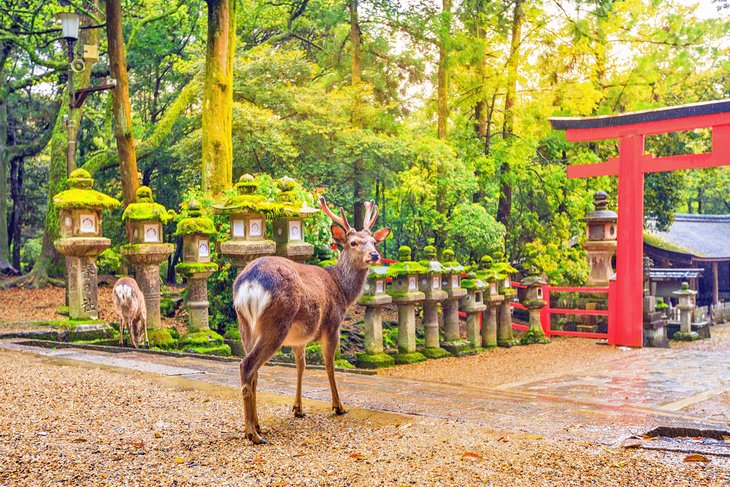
(1, 349, 728, 486)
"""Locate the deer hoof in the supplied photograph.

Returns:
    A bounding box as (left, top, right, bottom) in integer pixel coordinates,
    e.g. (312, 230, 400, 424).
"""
(292, 406, 306, 418)
(247, 432, 268, 445)
(333, 405, 348, 416)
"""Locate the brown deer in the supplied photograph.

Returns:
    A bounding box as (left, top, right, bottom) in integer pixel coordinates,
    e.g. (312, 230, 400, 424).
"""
(112, 277, 148, 349)
(233, 197, 390, 444)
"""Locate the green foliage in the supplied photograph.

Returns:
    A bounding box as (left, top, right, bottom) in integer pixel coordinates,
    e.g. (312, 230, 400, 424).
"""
(97, 248, 122, 275)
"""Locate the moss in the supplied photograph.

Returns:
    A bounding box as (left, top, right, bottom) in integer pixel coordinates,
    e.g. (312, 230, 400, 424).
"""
(441, 339, 474, 355)
(122, 187, 176, 223)
(672, 331, 700, 341)
(334, 359, 355, 369)
(392, 351, 427, 365)
(56, 306, 70, 317)
(175, 217, 216, 236)
(224, 326, 240, 341)
(316, 259, 337, 268)
(147, 328, 177, 349)
(643, 232, 696, 256)
(421, 347, 451, 359)
(355, 352, 395, 369)
(520, 331, 550, 345)
(386, 260, 428, 277)
(175, 262, 218, 277)
(183, 344, 232, 356)
(178, 329, 225, 347)
(160, 298, 177, 318)
(53, 188, 120, 210)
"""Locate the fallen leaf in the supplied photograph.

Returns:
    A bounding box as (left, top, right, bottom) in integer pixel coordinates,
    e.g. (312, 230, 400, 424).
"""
(291, 452, 307, 458)
(521, 434, 544, 440)
(722, 435, 730, 442)
(684, 454, 710, 463)
(613, 461, 628, 468)
(602, 447, 620, 455)
(173, 457, 185, 464)
(154, 432, 162, 439)
(461, 452, 483, 461)
(621, 440, 641, 449)
(349, 453, 367, 460)
(71, 438, 88, 443)
(126, 441, 145, 449)
(253, 457, 266, 463)
(640, 434, 657, 441)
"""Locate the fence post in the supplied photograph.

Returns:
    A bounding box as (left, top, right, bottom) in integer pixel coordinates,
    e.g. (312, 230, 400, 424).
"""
(608, 274, 617, 345)
(540, 284, 551, 338)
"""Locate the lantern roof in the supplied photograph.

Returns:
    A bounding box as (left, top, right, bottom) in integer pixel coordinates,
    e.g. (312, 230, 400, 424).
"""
(175, 200, 217, 236)
(582, 191, 618, 224)
(53, 168, 121, 211)
(122, 186, 176, 223)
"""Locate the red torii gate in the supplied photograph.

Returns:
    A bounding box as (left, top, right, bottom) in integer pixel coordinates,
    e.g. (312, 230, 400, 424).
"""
(550, 99, 730, 347)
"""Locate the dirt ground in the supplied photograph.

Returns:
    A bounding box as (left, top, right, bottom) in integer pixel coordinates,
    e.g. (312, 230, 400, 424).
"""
(0, 350, 727, 487)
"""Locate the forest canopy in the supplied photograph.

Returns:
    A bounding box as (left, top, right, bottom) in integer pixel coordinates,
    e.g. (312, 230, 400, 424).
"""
(1, 0, 728, 285)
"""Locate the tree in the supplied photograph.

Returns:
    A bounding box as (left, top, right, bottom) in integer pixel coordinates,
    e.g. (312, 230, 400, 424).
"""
(202, 0, 235, 194)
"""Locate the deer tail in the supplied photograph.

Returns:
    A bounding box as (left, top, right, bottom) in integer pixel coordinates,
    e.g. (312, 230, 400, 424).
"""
(234, 280, 272, 331)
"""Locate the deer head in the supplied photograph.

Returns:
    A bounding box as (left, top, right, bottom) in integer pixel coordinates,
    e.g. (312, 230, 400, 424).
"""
(318, 197, 390, 269)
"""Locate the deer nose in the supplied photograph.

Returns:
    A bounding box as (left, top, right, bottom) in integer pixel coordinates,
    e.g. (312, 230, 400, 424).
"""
(370, 252, 380, 262)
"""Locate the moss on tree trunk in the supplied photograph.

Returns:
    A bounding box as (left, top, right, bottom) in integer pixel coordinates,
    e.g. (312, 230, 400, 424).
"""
(202, 0, 235, 195)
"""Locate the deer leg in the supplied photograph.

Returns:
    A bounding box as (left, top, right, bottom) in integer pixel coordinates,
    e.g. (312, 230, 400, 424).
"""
(252, 371, 262, 434)
(129, 319, 139, 349)
(239, 340, 277, 445)
(118, 318, 125, 347)
(292, 345, 306, 418)
(322, 332, 346, 415)
(143, 320, 149, 349)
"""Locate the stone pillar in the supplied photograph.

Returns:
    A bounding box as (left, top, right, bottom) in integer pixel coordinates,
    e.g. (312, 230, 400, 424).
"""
(520, 270, 550, 345)
(497, 298, 517, 347)
(128, 251, 173, 329)
(186, 272, 213, 330)
(482, 293, 502, 348)
(418, 246, 450, 359)
(397, 304, 417, 353)
(465, 312, 481, 348)
(673, 282, 699, 341)
(60, 246, 107, 320)
(460, 272, 487, 352)
(387, 246, 427, 364)
(442, 299, 461, 341)
(356, 270, 394, 369)
(422, 303, 440, 349)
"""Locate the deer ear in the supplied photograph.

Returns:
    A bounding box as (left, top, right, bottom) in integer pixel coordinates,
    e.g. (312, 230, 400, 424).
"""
(331, 225, 347, 245)
(372, 227, 391, 244)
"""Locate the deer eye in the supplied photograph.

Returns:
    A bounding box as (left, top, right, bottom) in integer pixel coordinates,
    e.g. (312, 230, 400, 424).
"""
(350, 241, 358, 247)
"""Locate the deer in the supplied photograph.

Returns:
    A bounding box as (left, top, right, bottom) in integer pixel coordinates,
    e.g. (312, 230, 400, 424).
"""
(232, 197, 390, 444)
(112, 277, 149, 349)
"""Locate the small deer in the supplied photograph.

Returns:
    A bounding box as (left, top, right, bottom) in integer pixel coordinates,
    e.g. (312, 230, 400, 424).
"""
(233, 197, 390, 444)
(112, 277, 148, 349)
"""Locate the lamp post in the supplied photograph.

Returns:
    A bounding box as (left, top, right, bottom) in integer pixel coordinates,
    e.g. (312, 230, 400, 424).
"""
(56, 12, 80, 175)
(56, 11, 116, 176)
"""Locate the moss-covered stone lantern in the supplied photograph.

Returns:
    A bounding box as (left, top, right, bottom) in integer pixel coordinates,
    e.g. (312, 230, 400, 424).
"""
(356, 266, 395, 369)
(417, 246, 450, 359)
(121, 186, 176, 345)
(214, 174, 277, 272)
(386, 246, 427, 364)
(492, 251, 519, 347)
(53, 168, 120, 320)
(438, 249, 470, 354)
(475, 256, 503, 349)
(272, 177, 318, 262)
(459, 270, 488, 351)
(672, 282, 699, 341)
(583, 191, 617, 287)
(519, 262, 550, 345)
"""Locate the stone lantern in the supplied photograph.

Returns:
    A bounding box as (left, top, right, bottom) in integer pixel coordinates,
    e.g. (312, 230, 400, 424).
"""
(386, 246, 427, 364)
(417, 246, 450, 359)
(459, 271, 488, 351)
(53, 168, 120, 320)
(121, 186, 176, 346)
(672, 282, 699, 341)
(355, 266, 395, 369)
(272, 177, 318, 263)
(478, 258, 504, 349)
(439, 249, 471, 355)
(214, 174, 277, 273)
(519, 263, 550, 345)
(492, 251, 519, 347)
(583, 191, 617, 287)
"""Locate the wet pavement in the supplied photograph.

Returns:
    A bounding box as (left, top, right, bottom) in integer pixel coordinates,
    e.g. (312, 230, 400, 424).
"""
(2, 338, 729, 451)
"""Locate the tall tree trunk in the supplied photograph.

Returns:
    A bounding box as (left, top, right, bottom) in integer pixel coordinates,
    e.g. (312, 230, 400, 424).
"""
(202, 0, 235, 194)
(350, 0, 365, 229)
(0, 98, 11, 273)
(9, 154, 22, 270)
(105, 0, 139, 207)
(437, 0, 452, 140)
(496, 0, 524, 230)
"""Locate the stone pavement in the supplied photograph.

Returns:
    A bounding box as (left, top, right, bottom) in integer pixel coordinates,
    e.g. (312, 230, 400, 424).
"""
(2, 339, 729, 449)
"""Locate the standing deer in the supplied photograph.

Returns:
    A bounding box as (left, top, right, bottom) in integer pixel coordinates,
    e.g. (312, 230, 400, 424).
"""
(233, 197, 390, 444)
(112, 277, 148, 349)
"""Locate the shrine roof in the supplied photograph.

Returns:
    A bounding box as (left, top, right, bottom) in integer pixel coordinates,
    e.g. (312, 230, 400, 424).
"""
(550, 99, 730, 130)
(649, 268, 703, 280)
(644, 214, 730, 260)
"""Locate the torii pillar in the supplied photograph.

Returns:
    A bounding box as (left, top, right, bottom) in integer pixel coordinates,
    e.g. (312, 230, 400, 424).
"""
(550, 100, 730, 347)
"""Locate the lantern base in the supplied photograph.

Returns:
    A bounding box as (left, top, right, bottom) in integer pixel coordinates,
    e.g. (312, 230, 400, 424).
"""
(440, 339, 474, 356)
(421, 347, 451, 359)
(179, 329, 231, 356)
(392, 351, 427, 365)
(672, 331, 700, 341)
(147, 328, 177, 349)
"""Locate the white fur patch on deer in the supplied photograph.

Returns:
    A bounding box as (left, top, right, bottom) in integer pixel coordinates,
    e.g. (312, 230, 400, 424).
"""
(234, 281, 272, 332)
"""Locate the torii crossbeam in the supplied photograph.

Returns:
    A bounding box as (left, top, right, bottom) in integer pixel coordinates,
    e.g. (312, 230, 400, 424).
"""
(550, 99, 730, 347)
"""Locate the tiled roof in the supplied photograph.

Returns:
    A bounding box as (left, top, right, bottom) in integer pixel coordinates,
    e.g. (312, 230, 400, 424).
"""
(644, 214, 730, 259)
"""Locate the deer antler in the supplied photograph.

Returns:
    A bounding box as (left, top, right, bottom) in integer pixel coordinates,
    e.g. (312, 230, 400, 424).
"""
(363, 200, 378, 231)
(318, 197, 352, 232)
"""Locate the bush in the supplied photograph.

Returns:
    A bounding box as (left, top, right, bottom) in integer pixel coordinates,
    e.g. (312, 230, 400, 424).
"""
(20, 237, 42, 272)
(97, 248, 121, 275)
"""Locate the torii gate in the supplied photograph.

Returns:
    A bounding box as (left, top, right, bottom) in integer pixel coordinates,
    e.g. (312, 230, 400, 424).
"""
(550, 99, 730, 347)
